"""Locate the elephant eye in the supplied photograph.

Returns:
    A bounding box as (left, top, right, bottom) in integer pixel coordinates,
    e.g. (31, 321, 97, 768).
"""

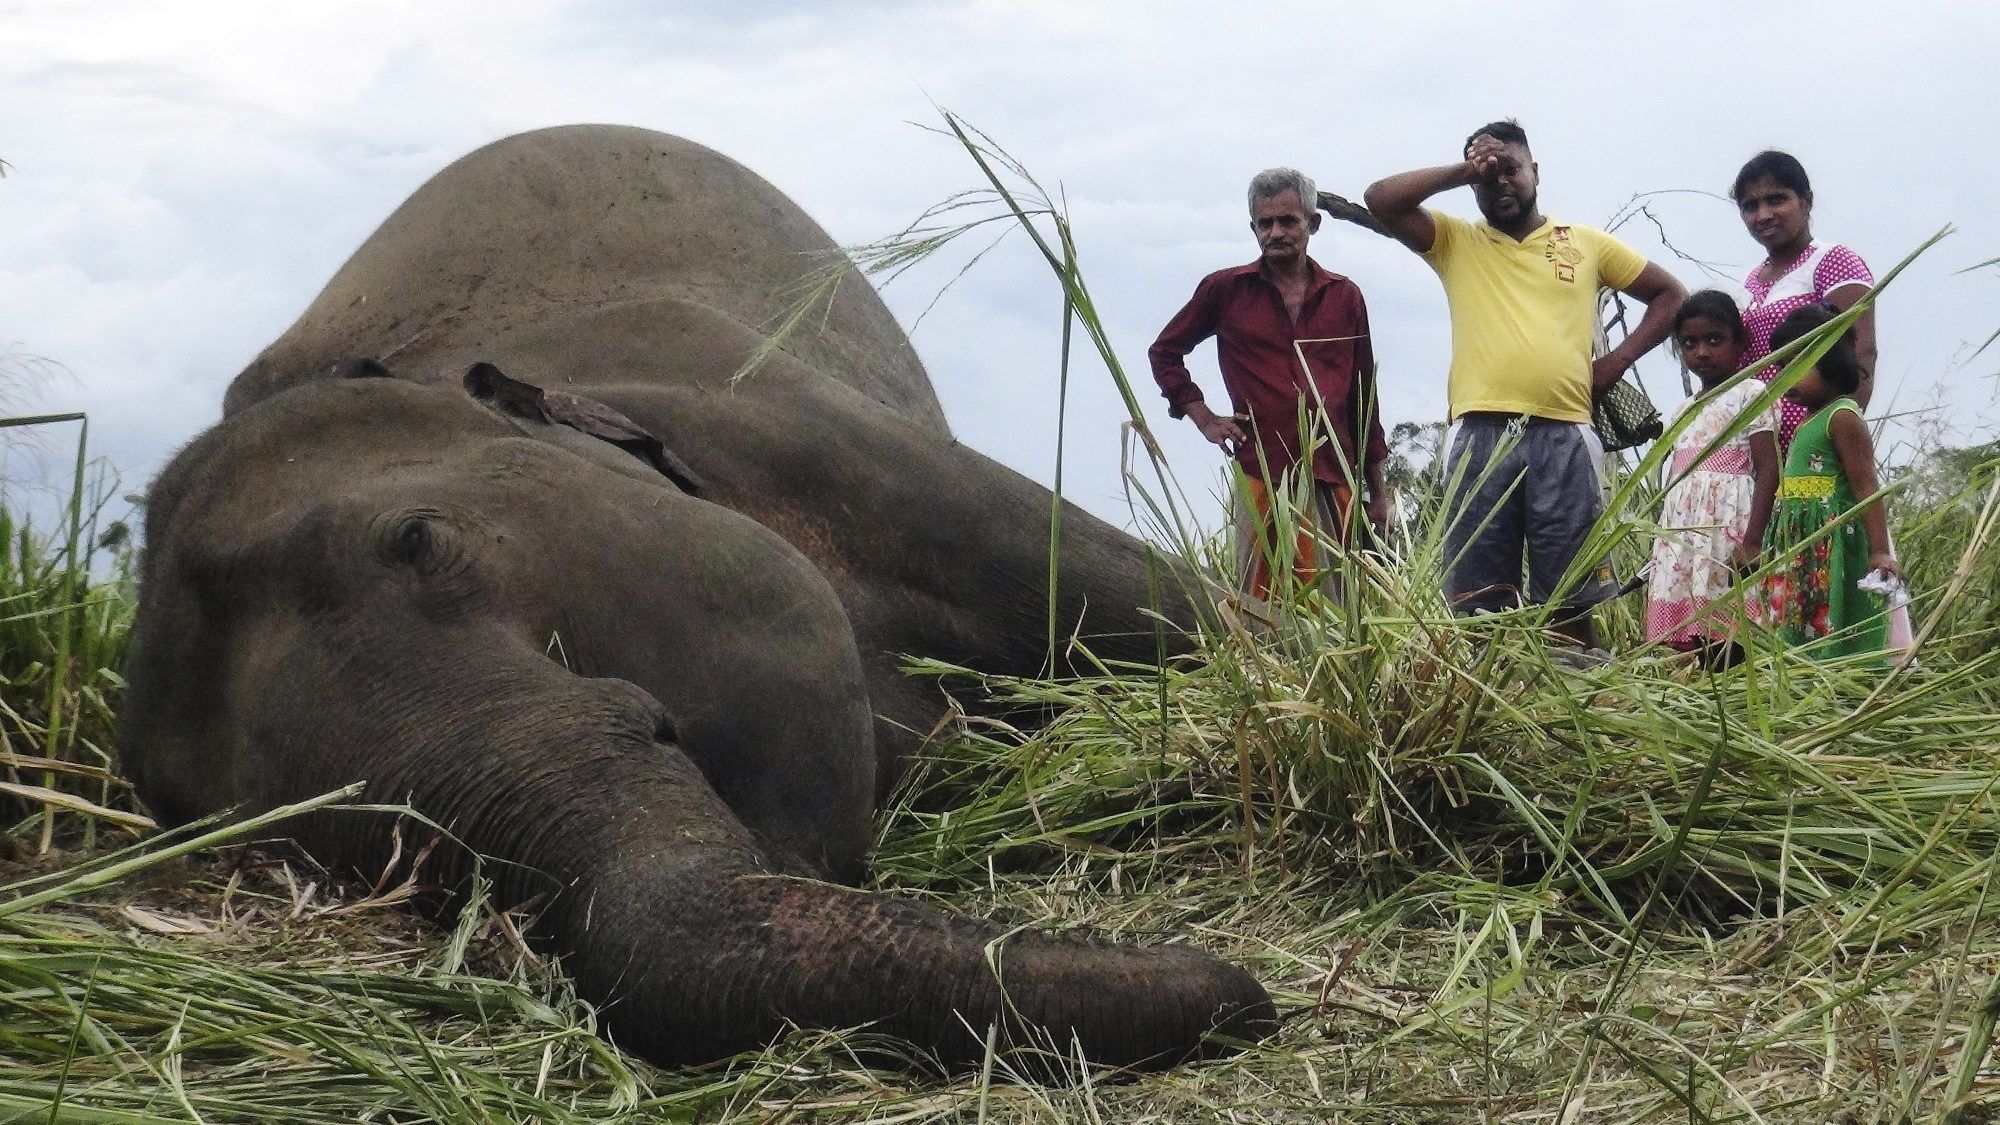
(392, 518, 432, 566)
(376, 509, 453, 573)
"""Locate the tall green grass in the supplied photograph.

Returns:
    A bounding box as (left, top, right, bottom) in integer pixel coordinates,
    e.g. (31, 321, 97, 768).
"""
(0, 116, 1994, 1120)
(0, 413, 139, 853)
(855, 113, 2000, 1117)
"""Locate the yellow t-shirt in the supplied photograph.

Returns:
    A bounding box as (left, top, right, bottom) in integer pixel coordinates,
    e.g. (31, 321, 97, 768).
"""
(1422, 210, 1646, 423)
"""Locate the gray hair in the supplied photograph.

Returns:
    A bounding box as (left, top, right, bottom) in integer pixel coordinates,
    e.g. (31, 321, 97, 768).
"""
(1247, 167, 1317, 217)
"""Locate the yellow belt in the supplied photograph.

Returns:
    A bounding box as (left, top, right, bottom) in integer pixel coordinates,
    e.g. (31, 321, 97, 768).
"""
(1779, 475, 1836, 500)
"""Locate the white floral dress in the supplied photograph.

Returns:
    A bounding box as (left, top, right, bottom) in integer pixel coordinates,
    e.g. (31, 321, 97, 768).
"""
(1645, 381, 1776, 647)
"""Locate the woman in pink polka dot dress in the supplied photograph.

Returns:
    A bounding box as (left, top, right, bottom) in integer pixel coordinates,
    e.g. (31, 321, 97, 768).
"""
(1731, 150, 1879, 450)
(1732, 150, 1909, 655)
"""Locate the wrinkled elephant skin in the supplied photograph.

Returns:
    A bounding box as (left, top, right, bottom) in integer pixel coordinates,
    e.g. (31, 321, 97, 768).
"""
(120, 125, 1274, 1072)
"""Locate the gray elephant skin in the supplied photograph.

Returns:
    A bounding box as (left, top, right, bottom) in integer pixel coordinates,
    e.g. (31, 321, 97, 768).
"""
(120, 124, 1275, 1072)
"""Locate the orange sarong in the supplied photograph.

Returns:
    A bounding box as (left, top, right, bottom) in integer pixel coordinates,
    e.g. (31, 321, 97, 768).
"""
(1237, 475, 1353, 599)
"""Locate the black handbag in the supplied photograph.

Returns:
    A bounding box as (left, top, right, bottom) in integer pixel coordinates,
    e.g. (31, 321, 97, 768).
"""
(1591, 288, 1664, 452)
(1592, 375, 1663, 452)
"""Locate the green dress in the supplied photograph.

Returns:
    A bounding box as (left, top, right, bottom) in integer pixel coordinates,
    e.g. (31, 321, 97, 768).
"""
(1762, 398, 1888, 658)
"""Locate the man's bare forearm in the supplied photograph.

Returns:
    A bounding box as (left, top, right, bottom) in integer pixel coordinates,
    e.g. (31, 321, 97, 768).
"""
(1364, 163, 1473, 253)
(1597, 266, 1687, 391)
(1619, 295, 1679, 367)
(1363, 163, 1472, 217)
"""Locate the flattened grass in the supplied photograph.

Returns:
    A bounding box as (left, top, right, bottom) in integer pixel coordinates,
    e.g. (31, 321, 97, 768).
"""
(0, 792, 657, 1122)
(868, 584, 2000, 1118)
(3, 466, 1997, 1121)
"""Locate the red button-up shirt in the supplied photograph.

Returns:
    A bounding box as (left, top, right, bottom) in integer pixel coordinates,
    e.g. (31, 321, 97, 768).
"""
(1149, 258, 1387, 487)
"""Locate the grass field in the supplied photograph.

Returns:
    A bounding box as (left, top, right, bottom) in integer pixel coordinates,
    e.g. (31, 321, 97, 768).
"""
(2, 121, 1996, 1122)
(4, 412, 1996, 1121)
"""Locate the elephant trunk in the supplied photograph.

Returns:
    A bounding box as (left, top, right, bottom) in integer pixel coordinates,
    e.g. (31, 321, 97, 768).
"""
(224, 634, 1272, 1072)
(567, 854, 1277, 1071)
(442, 678, 1273, 1071)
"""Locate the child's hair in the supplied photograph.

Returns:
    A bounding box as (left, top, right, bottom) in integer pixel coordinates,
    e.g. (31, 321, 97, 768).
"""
(1673, 289, 1750, 348)
(1769, 303, 1862, 394)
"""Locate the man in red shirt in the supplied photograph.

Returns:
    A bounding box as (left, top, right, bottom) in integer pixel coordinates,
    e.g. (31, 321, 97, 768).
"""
(1150, 167, 1389, 598)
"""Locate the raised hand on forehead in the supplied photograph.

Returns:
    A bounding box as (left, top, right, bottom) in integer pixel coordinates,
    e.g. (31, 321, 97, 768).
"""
(1464, 135, 1516, 180)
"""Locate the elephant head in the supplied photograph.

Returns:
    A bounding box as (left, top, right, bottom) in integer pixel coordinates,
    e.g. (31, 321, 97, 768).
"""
(119, 125, 1272, 1072)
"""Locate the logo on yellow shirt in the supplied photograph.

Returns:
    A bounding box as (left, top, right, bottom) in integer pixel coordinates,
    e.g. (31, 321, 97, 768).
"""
(1547, 226, 1581, 284)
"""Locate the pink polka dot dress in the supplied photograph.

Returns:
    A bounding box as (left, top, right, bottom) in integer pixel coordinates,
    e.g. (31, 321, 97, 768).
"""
(1739, 242, 1873, 448)
(1740, 241, 1912, 656)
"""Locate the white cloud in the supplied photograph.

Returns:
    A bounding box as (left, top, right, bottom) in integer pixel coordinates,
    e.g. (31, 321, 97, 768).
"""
(3, 0, 1996, 537)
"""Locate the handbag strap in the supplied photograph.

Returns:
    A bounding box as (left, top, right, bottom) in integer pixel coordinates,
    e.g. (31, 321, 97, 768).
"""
(1595, 287, 1656, 400)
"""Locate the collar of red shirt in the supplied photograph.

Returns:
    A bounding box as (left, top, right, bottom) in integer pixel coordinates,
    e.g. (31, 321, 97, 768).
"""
(1218, 256, 1352, 292)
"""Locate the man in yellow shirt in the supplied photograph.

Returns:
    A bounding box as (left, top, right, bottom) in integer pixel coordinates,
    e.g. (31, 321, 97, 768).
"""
(1365, 120, 1685, 649)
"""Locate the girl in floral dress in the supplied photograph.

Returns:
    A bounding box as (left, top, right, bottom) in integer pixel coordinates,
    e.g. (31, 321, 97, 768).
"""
(1760, 306, 1901, 659)
(1645, 292, 1779, 665)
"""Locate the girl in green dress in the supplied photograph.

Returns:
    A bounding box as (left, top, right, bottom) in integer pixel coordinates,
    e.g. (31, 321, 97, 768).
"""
(1760, 305, 1902, 658)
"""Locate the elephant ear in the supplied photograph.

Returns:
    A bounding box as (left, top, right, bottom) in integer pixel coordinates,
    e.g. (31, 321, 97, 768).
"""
(464, 362, 705, 496)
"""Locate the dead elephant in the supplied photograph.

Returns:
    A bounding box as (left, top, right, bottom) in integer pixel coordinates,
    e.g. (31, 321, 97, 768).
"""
(119, 124, 1275, 1072)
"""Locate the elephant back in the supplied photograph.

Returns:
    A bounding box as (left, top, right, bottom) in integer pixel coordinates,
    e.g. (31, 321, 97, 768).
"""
(226, 124, 948, 433)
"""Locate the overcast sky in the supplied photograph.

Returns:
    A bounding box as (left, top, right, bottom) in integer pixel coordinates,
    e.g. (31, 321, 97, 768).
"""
(4, 0, 1996, 537)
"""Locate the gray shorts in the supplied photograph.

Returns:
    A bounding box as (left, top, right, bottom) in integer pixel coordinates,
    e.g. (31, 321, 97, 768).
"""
(1442, 414, 1616, 615)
